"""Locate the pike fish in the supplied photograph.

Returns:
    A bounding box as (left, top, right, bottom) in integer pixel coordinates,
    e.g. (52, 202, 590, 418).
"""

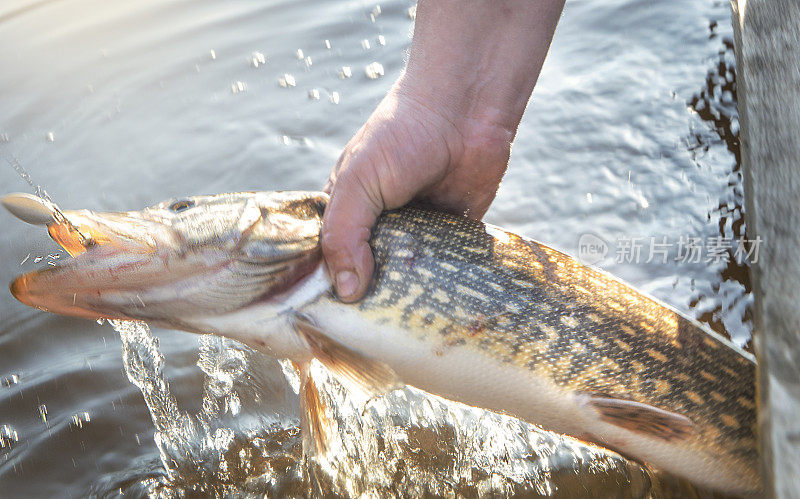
(3, 191, 759, 495)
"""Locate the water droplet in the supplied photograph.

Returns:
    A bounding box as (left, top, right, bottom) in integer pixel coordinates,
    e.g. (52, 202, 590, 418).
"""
(96, 318, 106, 325)
(361, 39, 371, 50)
(369, 6, 380, 22)
(304, 56, 312, 68)
(338, 66, 352, 79)
(209, 49, 216, 60)
(296, 49, 304, 60)
(38, 404, 48, 424)
(231, 81, 246, 94)
(250, 51, 266, 68)
(70, 412, 91, 429)
(365, 62, 385, 79)
(329, 91, 340, 104)
(278, 74, 296, 87)
(1, 133, 9, 143)
(2, 374, 20, 387)
(408, 5, 416, 19)
(324, 39, 331, 49)
(33, 256, 44, 263)
(45, 132, 54, 142)
(377, 35, 386, 46)
(308, 89, 320, 100)
(0, 425, 19, 449)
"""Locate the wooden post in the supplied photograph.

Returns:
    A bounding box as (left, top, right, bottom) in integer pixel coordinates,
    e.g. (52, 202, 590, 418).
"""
(731, 0, 800, 496)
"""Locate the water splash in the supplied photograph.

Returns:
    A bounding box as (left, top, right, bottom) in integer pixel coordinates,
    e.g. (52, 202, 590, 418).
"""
(107, 320, 664, 497)
(109, 320, 302, 495)
(109, 320, 196, 482)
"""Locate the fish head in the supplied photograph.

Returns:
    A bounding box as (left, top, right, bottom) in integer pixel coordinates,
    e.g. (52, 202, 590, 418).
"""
(7, 191, 328, 334)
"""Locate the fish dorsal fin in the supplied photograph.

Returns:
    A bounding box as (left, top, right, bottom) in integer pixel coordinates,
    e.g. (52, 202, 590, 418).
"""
(587, 395, 695, 442)
(292, 313, 403, 397)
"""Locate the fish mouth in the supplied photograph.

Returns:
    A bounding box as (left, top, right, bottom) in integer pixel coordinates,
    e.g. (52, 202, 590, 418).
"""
(10, 267, 122, 321)
(10, 210, 180, 320)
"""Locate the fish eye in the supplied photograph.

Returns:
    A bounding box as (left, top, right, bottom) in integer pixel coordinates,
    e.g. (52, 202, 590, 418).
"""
(169, 199, 195, 212)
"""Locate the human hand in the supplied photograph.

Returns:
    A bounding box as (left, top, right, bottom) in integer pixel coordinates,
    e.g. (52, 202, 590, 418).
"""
(322, 0, 564, 302)
(322, 80, 512, 301)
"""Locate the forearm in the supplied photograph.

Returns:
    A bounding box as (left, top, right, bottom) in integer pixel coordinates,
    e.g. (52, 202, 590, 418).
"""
(399, 0, 564, 139)
(321, 0, 563, 299)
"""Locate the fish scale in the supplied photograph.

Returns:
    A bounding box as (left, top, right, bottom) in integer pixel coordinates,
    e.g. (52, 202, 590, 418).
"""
(351, 206, 757, 482)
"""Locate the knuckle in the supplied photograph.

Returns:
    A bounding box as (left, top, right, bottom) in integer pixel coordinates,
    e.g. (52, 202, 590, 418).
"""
(320, 226, 345, 253)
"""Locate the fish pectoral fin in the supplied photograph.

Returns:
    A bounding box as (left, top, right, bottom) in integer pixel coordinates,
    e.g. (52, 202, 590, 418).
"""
(296, 361, 334, 457)
(586, 395, 695, 442)
(292, 313, 403, 397)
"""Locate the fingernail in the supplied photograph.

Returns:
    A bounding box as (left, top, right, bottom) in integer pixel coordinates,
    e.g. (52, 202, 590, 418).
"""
(335, 270, 359, 298)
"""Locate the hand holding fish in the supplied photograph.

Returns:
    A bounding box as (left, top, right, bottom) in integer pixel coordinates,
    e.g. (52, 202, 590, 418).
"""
(322, 0, 564, 302)
(322, 85, 510, 302)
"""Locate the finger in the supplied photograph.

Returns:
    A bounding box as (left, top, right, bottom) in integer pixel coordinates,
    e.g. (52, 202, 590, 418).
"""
(321, 169, 382, 302)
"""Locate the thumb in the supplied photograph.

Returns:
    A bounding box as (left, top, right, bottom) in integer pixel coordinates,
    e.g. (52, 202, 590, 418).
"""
(321, 169, 382, 302)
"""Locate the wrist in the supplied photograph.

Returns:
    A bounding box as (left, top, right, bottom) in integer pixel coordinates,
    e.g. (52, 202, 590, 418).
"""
(396, 0, 564, 154)
(393, 71, 516, 167)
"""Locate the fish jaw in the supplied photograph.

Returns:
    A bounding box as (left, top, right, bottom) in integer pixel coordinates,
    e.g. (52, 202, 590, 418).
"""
(10, 244, 160, 321)
(9, 191, 329, 331)
(10, 209, 186, 320)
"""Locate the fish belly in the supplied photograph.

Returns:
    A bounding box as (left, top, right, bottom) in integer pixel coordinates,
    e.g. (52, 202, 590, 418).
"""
(299, 298, 757, 495)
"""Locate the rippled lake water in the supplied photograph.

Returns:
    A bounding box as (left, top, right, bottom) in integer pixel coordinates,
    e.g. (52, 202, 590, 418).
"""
(0, 0, 746, 496)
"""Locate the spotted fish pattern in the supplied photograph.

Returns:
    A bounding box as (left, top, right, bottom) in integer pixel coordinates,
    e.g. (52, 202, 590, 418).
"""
(356, 206, 757, 481)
